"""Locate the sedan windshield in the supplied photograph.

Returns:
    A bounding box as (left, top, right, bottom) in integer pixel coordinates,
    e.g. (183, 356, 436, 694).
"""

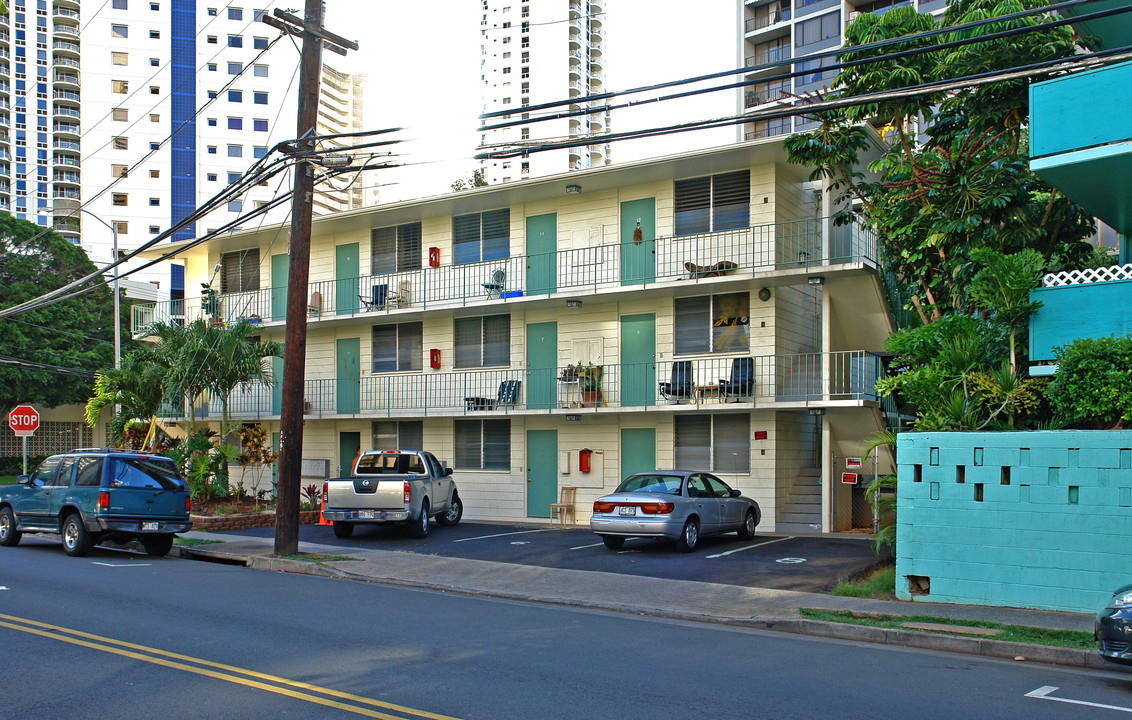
(615, 474, 683, 495)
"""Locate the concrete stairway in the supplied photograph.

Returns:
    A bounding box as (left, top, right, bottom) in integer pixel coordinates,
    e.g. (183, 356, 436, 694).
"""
(776, 468, 822, 533)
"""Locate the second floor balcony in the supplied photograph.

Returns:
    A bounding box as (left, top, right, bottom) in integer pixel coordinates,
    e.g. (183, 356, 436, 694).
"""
(1029, 263, 1132, 373)
(133, 218, 878, 335)
(154, 351, 883, 422)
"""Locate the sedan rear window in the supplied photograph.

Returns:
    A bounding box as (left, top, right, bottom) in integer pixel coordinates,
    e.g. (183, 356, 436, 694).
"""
(615, 474, 682, 495)
(108, 457, 185, 491)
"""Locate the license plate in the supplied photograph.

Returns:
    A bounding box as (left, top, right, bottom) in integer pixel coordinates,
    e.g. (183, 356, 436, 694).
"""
(141, 521, 159, 531)
(618, 506, 635, 516)
(359, 510, 375, 519)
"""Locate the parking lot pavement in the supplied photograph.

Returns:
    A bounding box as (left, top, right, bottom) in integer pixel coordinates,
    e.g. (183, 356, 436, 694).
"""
(227, 522, 886, 593)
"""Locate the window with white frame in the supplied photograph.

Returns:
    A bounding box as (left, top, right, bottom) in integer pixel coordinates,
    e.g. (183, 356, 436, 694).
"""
(455, 419, 510, 470)
(371, 222, 421, 274)
(452, 208, 509, 265)
(674, 414, 750, 472)
(372, 420, 423, 452)
(674, 292, 750, 354)
(371, 322, 422, 373)
(454, 314, 510, 368)
(673, 170, 750, 236)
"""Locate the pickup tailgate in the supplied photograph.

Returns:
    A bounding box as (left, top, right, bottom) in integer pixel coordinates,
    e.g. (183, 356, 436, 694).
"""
(326, 476, 406, 510)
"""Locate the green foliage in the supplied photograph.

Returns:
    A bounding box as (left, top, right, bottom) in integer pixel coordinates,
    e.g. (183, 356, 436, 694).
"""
(450, 168, 488, 191)
(0, 454, 48, 476)
(167, 429, 236, 500)
(783, 0, 1094, 326)
(1048, 335, 1132, 429)
(0, 213, 129, 409)
(831, 564, 896, 599)
(967, 248, 1044, 370)
(84, 351, 170, 445)
(862, 430, 897, 554)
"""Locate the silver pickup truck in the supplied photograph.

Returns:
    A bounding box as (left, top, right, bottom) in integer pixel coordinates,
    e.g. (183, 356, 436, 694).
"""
(321, 450, 462, 539)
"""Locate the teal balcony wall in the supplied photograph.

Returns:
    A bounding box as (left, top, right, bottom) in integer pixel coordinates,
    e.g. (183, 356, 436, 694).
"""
(1030, 61, 1132, 234)
(896, 431, 1132, 613)
(1028, 279, 1132, 362)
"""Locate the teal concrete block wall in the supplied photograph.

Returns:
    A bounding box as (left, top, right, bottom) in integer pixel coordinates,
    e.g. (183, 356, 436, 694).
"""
(1029, 280, 1132, 362)
(896, 431, 1132, 612)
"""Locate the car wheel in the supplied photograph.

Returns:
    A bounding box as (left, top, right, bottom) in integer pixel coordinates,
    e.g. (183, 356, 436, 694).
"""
(737, 509, 758, 540)
(675, 517, 699, 553)
(409, 501, 430, 538)
(332, 521, 354, 539)
(142, 534, 175, 557)
(0, 506, 21, 547)
(436, 492, 462, 527)
(601, 535, 625, 550)
(62, 514, 94, 557)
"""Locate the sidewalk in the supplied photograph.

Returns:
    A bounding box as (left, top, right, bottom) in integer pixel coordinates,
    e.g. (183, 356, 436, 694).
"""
(174, 529, 1106, 670)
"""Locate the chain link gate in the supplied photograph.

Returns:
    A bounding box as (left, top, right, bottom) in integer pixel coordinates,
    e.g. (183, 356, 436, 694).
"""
(831, 452, 880, 532)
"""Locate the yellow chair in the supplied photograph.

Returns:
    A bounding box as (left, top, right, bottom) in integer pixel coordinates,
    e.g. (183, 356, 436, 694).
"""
(550, 486, 577, 525)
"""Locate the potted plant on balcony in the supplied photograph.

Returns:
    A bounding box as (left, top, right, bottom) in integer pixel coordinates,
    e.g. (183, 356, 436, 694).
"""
(200, 283, 221, 326)
(579, 363, 603, 407)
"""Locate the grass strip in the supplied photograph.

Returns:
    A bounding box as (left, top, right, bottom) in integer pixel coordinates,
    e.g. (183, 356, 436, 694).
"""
(277, 552, 360, 564)
(174, 538, 224, 547)
(799, 608, 1094, 649)
(832, 565, 896, 599)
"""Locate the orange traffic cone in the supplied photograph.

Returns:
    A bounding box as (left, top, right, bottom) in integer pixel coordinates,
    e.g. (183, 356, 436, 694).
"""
(319, 494, 331, 525)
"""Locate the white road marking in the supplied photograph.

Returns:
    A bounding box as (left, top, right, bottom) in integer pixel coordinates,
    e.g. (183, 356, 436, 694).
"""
(453, 529, 553, 543)
(706, 536, 795, 559)
(776, 557, 807, 564)
(1026, 686, 1132, 713)
(570, 542, 604, 550)
(509, 541, 530, 545)
(0, 586, 8, 590)
(92, 562, 152, 568)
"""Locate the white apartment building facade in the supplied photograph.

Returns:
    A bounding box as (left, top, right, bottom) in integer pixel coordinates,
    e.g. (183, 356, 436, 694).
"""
(479, 0, 611, 184)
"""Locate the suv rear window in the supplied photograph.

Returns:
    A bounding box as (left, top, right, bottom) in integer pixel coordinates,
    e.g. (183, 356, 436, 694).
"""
(108, 457, 185, 491)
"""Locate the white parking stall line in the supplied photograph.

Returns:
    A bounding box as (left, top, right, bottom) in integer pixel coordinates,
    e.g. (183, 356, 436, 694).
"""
(570, 542, 605, 550)
(706, 536, 795, 559)
(92, 562, 152, 567)
(1026, 686, 1132, 713)
(453, 529, 554, 543)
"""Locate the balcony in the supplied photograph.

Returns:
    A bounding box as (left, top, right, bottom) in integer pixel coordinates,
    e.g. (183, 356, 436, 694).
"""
(1030, 62, 1132, 234)
(53, 41, 79, 56)
(51, 57, 79, 70)
(53, 89, 80, 104)
(153, 351, 883, 422)
(53, 73, 79, 88)
(53, 122, 79, 136)
(133, 219, 878, 336)
(52, 105, 79, 119)
(53, 139, 80, 151)
(53, 7, 80, 20)
(745, 6, 789, 33)
(53, 24, 79, 36)
(1028, 264, 1132, 372)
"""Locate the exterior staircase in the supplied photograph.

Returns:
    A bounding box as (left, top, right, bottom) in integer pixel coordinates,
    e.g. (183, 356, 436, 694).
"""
(776, 468, 822, 533)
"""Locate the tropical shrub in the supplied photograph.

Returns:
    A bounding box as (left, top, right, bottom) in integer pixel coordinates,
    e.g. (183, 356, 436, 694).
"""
(1048, 335, 1132, 429)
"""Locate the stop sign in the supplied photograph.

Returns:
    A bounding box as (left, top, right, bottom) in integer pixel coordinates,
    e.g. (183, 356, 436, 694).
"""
(9, 405, 39, 437)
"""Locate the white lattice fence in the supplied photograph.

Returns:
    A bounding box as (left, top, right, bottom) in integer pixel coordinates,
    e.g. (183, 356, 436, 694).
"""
(1043, 264, 1132, 287)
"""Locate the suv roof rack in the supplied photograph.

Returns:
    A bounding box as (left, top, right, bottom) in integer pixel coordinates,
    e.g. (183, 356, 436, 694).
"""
(68, 447, 141, 454)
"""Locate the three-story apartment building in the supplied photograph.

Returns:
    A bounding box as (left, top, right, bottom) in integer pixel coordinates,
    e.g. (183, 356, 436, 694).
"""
(137, 139, 893, 532)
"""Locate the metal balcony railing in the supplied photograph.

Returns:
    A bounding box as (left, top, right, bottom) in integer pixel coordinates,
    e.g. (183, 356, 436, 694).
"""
(132, 218, 878, 335)
(153, 351, 883, 421)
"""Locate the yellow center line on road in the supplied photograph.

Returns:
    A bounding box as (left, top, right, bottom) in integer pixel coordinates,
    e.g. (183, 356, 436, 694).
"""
(0, 612, 462, 720)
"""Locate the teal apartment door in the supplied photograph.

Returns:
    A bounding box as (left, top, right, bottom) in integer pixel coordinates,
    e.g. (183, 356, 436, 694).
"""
(620, 314, 656, 407)
(620, 198, 656, 286)
(339, 432, 360, 478)
(620, 428, 656, 482)
(271, 355, 284, 415)
(270, 253, 288, 321)
(336, 243, 359, 315)
(336, 338, 360, 414)
(526, 321, 557, 410)
(526, 213, 557, 296)
(527, 429, 558, 517)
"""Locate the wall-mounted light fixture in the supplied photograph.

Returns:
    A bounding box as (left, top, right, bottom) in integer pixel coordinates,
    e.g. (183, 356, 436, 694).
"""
(565, 184, 582, 195)
(757, 287, 772, 302)
(808, 407, 824, 416)
(566, 299, 583, 308)
(807, 276, 825, 286)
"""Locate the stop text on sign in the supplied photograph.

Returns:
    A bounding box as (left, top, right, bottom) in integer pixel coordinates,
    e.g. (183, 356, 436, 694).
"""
(9, 405, 40, 437)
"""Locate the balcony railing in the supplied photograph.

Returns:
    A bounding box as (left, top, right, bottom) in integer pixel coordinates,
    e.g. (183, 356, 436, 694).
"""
(132, 218, 878, 335)
(153, 351, 883, 421)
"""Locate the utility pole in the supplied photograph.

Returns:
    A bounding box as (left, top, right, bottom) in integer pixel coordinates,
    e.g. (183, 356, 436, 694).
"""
(264, 2, 356, 556)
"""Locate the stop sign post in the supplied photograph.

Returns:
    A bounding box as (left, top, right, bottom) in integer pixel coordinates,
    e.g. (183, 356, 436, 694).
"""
(8, 405, 39, 475)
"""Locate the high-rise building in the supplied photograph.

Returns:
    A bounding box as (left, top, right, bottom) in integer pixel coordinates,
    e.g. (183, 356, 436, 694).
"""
(479, 0, 610, 184)
(739, 0, 945, 140)
(314, 63, 375, 215)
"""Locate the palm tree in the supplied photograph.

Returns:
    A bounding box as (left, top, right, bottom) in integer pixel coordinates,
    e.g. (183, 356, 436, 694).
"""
(203, 320, 283, 437)
(84, 351, 169, 445)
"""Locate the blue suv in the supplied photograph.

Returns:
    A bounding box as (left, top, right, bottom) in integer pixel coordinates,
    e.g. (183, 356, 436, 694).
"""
(0, 448, 192, 557)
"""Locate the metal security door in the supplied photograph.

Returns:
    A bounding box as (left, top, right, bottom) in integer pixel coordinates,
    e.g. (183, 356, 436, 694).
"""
(336, 337, 360, 414)
(336, 242, 359, 315)
(620, 428, 656, 483)
(620, 313, 656, 407)
(270, 252, 288, 321)
(526, 321, 557, 410)
(526, 429, 558, 517)
(620, 198, 656, 286)
(525, 213, 557, 296)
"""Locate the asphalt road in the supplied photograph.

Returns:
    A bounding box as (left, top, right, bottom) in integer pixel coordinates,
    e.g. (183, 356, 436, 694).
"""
(225, 521, 886, 592)
(3, 541, 1129, 720)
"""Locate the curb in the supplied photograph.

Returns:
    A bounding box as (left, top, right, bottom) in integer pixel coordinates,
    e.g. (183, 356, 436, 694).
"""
(174, 546, 1106, 670)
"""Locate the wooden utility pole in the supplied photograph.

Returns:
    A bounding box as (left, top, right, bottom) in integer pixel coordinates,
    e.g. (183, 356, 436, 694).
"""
(265, 3, 356, 556)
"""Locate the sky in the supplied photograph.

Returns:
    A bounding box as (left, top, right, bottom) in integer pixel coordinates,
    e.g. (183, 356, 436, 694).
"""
(333, 0, 739, 202)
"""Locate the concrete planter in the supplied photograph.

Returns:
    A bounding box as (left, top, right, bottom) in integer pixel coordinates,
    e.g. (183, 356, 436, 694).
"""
(190, 510, 322, 532)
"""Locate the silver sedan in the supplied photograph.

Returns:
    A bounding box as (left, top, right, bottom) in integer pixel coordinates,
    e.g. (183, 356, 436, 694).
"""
(590, 471, 761, 552)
